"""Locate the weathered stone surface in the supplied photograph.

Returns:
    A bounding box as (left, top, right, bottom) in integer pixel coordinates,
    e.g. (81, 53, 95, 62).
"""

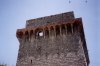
(16, 11, 89, 66)
(26, 11, 74, 28)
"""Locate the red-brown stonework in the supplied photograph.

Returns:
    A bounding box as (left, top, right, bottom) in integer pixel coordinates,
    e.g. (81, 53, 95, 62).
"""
(16, 11, 90, 66)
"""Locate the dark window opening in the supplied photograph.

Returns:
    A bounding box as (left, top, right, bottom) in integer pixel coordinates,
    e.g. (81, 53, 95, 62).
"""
(31, 60, 32, 64)
(67, 24, 72, 34)
(55, 25, 60, 36)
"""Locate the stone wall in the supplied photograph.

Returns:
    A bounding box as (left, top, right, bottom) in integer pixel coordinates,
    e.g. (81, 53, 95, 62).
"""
(26, 11, 74, 28)
(16, 12, 89, 66)
(16, 32, 86, 66)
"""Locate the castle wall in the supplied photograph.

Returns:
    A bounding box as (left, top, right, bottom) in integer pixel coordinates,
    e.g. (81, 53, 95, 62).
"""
(16, 12, 89, 66)
(16, 21, 87, 66)
(16, 33, 86, 66)
(26, 11, 74, 28)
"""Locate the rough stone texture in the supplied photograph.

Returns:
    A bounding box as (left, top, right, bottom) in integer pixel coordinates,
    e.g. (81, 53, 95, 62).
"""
(26, 11, 75, 28)
(16, 11, 89, 66)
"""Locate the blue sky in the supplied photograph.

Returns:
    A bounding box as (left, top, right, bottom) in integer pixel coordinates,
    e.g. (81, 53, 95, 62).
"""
(0, 0, 99, 66)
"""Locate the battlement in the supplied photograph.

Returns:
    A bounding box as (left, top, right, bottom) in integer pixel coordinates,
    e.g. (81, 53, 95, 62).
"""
(17, 18, 81, 39)
(26, 11, 75, 28)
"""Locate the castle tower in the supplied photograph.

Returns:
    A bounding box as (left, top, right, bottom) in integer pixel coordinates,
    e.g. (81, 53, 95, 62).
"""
(16, 11, 89, 66)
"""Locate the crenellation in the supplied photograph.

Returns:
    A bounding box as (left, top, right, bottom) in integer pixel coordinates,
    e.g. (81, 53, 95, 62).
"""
(17, 19, 81, 40)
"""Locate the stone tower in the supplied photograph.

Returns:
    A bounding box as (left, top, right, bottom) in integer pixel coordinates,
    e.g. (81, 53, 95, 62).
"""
(16, 11, 89, 66)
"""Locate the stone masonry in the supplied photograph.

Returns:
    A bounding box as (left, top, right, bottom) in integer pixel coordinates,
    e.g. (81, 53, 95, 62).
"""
(16, 11, 90, 66)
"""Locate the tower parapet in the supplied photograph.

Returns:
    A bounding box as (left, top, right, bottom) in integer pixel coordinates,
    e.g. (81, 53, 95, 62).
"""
(17, 18, 81, 40)
(26, 11, 75, 28)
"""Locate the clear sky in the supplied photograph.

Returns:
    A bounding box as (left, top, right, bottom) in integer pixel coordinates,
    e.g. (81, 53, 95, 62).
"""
(0, 0, 99, 66)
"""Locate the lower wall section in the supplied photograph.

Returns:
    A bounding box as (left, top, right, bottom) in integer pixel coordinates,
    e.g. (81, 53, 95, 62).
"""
(16, 52, 86, 66)
(16, 33, 87, 66)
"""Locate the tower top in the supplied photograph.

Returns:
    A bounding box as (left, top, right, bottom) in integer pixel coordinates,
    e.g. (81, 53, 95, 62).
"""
(26, 11, 75, 28)
(16, 11, 90, 66)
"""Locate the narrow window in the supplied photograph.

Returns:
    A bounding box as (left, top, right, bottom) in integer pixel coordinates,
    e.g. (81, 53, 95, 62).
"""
(31, 60, 32, 64)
